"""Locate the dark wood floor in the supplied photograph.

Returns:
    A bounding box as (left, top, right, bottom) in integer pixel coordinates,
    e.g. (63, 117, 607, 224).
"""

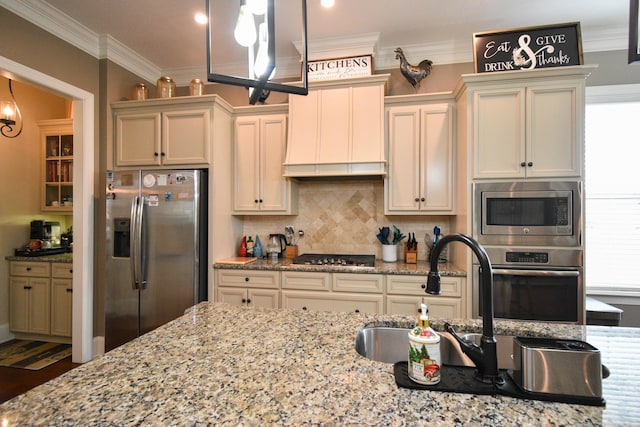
(0, 356, 80, 403)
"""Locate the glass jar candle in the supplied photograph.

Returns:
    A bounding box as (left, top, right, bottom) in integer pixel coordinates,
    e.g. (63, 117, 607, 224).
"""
(189, 79, 204, 96)
(156, 76, 176, 98)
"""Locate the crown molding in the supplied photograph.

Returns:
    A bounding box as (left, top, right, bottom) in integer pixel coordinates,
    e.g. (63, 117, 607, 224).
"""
(100, 35, 160, 83)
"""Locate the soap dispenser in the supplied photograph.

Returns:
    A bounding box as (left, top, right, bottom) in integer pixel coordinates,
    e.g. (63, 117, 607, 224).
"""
(408, 303, 441, 385)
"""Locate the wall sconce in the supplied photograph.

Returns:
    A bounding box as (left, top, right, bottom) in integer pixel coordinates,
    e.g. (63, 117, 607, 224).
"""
(206, 0, 308, 104)
(1, 79, 23, 138)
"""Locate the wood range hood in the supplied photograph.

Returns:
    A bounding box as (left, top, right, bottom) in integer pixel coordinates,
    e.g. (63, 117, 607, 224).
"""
(283, 74, 389, 178)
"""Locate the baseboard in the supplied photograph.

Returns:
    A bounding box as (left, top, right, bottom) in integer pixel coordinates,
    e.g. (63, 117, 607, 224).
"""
(93, 335, 105, 357)
(0, 323, 15, 344)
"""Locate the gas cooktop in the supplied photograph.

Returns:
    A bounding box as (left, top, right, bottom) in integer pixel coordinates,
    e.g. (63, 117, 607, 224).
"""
(292, 254, 376, 268)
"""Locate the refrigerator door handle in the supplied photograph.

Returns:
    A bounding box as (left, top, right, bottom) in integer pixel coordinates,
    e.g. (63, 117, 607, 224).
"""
(130, 196, 139, 290)
(138, 196, 147, 289)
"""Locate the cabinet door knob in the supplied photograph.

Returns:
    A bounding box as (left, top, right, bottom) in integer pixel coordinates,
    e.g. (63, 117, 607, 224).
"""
(527, 162, 533, 167)
(161, 152, 166, 157)
(421, 283, 426, 289)
(244, 277, 250, 282)
(259, 199, 263, 203)
(520, 162, 526, 167)
(254, 199, 259, 203)
(69, 269, 73, 274)
(354, 309, 360, 314)
(66, 288, 73, 293)
(302, 306, 308, 311)
(246, 298, 251, 304)
(414, 197, 420, 202)
(421, 197, 426, 202)
(154, 152, 159, 157)
(242, 298, 247, 304)
(24, 286, 32, 290)
(26, 267, 31, 271)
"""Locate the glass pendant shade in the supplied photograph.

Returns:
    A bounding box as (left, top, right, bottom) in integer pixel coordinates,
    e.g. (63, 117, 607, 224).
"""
(233, 4, 257, 47)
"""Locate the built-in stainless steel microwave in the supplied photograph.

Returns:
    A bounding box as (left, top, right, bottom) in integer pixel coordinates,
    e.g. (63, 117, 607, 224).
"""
(473, 181, 582, 247)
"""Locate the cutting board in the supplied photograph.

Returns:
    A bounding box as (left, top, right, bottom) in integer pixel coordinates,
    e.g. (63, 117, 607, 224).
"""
(216, 257, 258, 265)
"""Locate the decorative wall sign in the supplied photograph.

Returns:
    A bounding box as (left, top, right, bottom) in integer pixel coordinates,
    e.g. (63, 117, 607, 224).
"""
(473, 22, 583, 73)
(306, 55, 372, 81)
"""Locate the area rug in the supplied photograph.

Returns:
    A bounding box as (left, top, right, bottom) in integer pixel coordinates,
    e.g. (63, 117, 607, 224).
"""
(0, 339, 71, 370)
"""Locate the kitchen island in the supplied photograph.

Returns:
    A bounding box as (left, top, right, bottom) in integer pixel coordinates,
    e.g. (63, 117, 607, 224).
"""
(0, 302, 636, 426)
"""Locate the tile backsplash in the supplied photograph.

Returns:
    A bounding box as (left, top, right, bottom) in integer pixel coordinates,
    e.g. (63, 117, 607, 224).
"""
(241, 179, 453, 262)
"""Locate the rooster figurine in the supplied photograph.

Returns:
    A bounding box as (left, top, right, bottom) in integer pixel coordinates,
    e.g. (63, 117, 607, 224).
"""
(394, 47, 433, 89)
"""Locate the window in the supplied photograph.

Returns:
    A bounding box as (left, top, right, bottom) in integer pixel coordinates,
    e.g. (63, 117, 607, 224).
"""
(585, 87, 640, 297)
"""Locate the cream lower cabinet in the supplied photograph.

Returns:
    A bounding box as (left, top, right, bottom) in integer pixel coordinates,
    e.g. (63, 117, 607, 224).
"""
(51, 263, 73, 337)
(216, 269, 280, 308)
(9, 262, 51, 335)
(233, 107, 296, 214)
(281, 271, 384, 314)
(386, 274, 464, 318)
(385, 98, 455, 214)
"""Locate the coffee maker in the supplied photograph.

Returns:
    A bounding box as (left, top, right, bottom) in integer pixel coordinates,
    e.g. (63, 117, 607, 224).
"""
(30, 220, 61, 247)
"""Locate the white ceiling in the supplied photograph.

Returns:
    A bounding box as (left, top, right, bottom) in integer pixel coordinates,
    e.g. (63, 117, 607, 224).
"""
(2, 0, 631, 84)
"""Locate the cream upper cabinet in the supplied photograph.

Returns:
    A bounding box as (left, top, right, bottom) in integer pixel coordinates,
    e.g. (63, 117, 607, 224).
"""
(385, 97, 455, 214)
(284, 75, 389, 177)
(39, 119, 74, 211)
(233, 106, 296, 214)
(112, 97, 232, 168)
(462, 67, 591, 179)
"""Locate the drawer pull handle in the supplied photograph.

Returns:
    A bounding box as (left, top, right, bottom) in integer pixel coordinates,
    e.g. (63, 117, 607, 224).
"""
(354, 309, 360, 313)
(24, 286, 32, 290)
(66, 288, 73, 293)
(245, 277, 250, 282)
(302, 306, 308, 311)
(26, 267, 31, 271)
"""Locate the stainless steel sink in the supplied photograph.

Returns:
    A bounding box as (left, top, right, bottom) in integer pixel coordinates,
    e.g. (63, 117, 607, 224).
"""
(354, 326, 515, 370)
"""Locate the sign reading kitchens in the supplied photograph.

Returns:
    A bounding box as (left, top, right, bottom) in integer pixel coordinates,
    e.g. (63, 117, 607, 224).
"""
(306, 55, 372, 81)
(473, 22, 583, 73)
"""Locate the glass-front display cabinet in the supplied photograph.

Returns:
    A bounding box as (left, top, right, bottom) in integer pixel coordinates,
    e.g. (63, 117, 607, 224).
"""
(39, 119, 73, 212)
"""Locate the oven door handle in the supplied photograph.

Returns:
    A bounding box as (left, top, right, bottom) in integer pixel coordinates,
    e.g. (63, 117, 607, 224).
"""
(493, 269, 580, 277)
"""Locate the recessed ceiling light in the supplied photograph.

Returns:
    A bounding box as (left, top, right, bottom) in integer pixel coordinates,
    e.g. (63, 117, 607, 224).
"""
(321, 0, 335, 8)
(194, 12, 208, 25)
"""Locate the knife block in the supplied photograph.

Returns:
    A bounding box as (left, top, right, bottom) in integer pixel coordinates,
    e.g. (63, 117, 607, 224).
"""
(404, 246, 417, 264)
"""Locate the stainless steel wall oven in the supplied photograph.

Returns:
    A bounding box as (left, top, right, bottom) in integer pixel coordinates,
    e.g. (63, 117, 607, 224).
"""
(472, 247, 584, 324)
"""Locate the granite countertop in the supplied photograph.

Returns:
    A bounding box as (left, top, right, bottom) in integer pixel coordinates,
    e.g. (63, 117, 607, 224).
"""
(214, 258, 466, 276)
(1, 302, 636, 426)
(5, 252, 73, 263)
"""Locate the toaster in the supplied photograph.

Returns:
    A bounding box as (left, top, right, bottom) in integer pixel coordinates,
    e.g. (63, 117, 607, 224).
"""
(510, 337, 603, 398)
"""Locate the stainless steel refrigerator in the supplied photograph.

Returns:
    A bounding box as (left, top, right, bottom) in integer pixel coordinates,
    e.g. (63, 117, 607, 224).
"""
(105, 169, 207, 351)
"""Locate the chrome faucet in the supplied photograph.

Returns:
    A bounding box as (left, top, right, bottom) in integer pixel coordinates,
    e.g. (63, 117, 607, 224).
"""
(426, 233, 503, 385)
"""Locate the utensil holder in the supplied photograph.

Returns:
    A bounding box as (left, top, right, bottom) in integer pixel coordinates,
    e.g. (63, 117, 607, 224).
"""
(285, 245, 298, 259)
(382, 244, 398, 262)
(405, 246, 417, 264)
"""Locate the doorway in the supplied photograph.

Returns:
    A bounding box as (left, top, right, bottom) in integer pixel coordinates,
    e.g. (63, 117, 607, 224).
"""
(1, 55, 94, 363)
